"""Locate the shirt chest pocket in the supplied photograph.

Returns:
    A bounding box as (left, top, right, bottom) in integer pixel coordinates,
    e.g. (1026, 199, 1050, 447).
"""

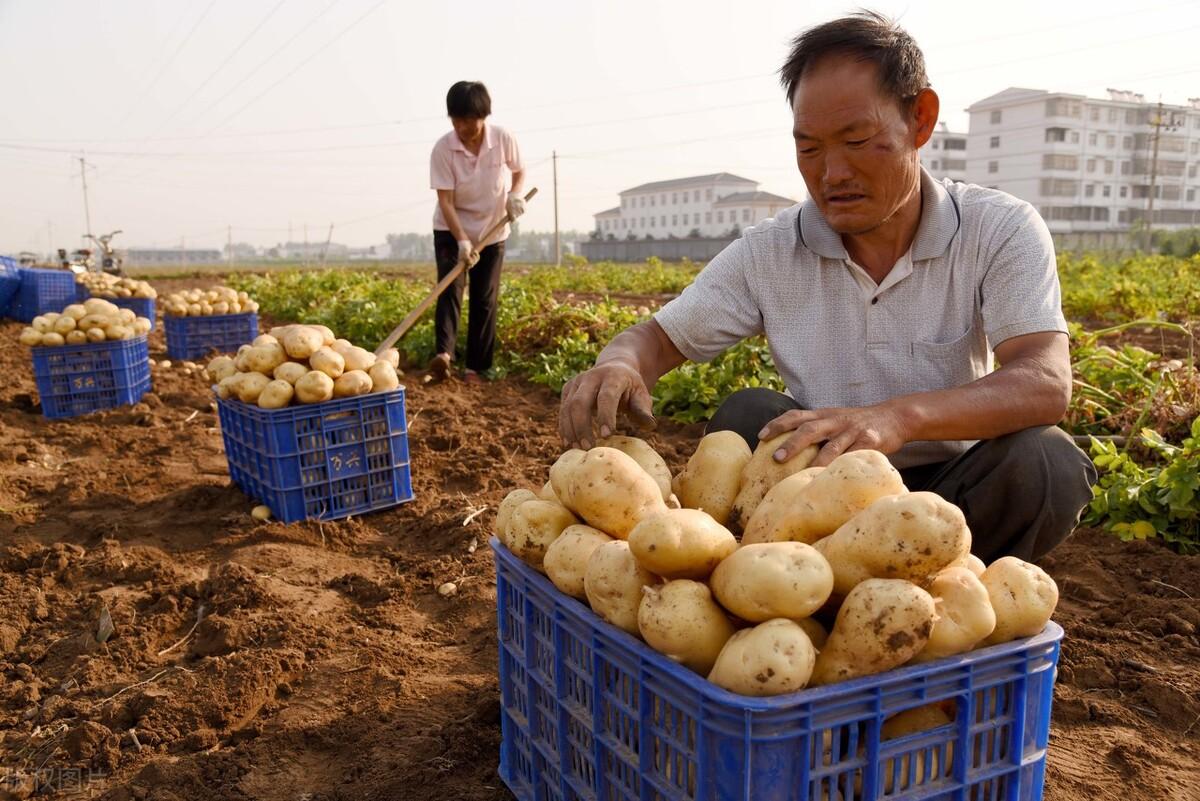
(912, 326, 975, 361)
(910, 326, 983, 391)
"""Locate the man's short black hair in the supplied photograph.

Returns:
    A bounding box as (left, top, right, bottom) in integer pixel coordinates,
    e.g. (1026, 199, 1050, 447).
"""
(446, 81, 492, 119)
(780, 11, 929, 113)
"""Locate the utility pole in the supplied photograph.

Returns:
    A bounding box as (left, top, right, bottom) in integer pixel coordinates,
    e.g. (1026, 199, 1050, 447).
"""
(303, 223, 309, 268)
(553, 150, 561, 266)
(318, 223, 334, 267)
(227, 225, 233, 265)
(1143, 99, 1181, 252)
(78, 156, 93, 240)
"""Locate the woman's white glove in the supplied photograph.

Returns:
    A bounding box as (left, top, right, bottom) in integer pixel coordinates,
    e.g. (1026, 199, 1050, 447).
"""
(457, 239, 479, 267)
(505, 193, 526, 220)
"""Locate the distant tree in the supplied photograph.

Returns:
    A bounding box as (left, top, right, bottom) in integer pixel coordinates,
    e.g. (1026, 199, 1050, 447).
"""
(727, 225, 741, 237)
(644, 233, 655, 240)
(687, 227, 702, 238)
(626, 231, 637, 241)
(606, 233, 616, 241)
(589, 229, 601, 240)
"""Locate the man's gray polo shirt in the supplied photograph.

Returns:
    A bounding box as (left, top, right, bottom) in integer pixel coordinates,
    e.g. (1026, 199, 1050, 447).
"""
(654, 169, 1068, 469)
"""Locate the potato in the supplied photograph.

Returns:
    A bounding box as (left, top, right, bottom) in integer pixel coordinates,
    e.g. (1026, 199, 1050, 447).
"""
(815, 492, 971, 596)
(332, 369, 373, 398)
(252, 334, 279, 348)
(65, 330, 87, 345)
(810, 579, 935, 686)
(216, 374, 239, 400)
(627, 508, 737, 580)
(341, 346, 376, 372)
(212, 301, 230, 315)
(31, 315, 52, 333)
(273, 361, 308, 385)
(77, 313, 109, 331)
(281, 327, 324, 360)
(949, 553, 986, 577)
(19, 328, 42, 346)
(506, 499, 579, 572)
(544, 524, 613, 599)
(206, 356, 238, 384)
(912, 567, 996, 662)
(331, 338, 355, 355)
(795, 617, 828, 650)
(638, 580, 736, 675)
(368, 360, 400, 392)
(309, 347, 346, 378)
(108, 325, 134, 341)
(584, 540, 659, 636)
(673, 430, 752, 525)
(133, 317, 152, 336)
(727, 434, 819, 534)
(85, 327, 106, 343)
(879, 704, 955, 791)
(496, 488, 538, 540)
(597, 435, 672, 503)
(257, 379, 295, 409)
(537, 480, 560, 504)
(743, 450, 907, 545)
(41, 332, 65, 347)
(243, 343, 287, 375)
(294, 370, 335, 404)
(380, 348, 401, 369)
(310, 324, 335, 346)
(52, 315, 76, 335)
(234, 371, 272, 403)
(548, 449, 587, 512)
(118, 308, 136, 324)
(62, 304, 88, 320)
(980, 557, 1058, 645)
(708, 619, 817, 696)
(568, 447, 669, 539)
(709, 542, 834, 622)
(83, 298, 118, 315)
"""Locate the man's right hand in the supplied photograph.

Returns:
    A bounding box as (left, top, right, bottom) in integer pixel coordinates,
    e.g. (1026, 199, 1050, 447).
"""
(559, 361, 656, 449)
(457, 239, 479, 267)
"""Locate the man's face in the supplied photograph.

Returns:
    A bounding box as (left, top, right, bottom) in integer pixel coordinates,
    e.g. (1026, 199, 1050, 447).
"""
(791, 57, 922, 235)
(451, 116, 485, 144)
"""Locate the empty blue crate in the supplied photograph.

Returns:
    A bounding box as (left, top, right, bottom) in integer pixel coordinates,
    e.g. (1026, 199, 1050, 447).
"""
(216, 388, 414, 523)
(8, 268, 77, 322)
(0, 262, 20, 312)
(164, 312, 258, 360)
(31, 336, 152, 419)
(492, 539, 1063, 801)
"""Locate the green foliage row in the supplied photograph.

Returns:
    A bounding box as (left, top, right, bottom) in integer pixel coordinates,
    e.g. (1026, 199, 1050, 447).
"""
(1058, 252, 1200, 322)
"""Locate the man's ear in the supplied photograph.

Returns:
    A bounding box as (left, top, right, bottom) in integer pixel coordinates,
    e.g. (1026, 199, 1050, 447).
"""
(912, 88, 940, 149)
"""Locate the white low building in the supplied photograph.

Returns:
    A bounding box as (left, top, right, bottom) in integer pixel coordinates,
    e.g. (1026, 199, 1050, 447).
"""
(594, 173, 796, 239)
(919, 122, 968, 182)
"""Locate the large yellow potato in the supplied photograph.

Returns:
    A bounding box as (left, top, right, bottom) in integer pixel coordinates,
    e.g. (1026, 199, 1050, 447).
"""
(879, 704, 955, 792)
(332, 370, 373, 398)
(948, 552, 987, 577)
(597, 435, 673, 503)
(673, 431, 753, 525)
(638, 580, 736, 675)
(367, 360, 400, 392)
(627, 508, 737, 580)
(743, 450, 907, 545)
(567, 447, 668, 539)
(727, 434, 818, 534)
(281, 327, 324, 360)
(709, 542, 834, 622)
(309, 347, 346, 378)
(294, 371, 335, 404)
(912, 567, 996, 662)
(794, 617, 828, 650)
(256, 379, 295, 410)
(243, 343, 287, 375)
(980, 557, 1059, 645)
(708, 619, 816, 696)
(548, 449, 586, 512)
(810, 579, 935, 686)
(506, 499, 578, 573)
(544, 525, 613, 599)
(584, 541, 659, 636)
(234, 371, 272, 404)
(273, 361, 309, 385)
(495, 489, 538, 541)
(815, 492, 971, 596)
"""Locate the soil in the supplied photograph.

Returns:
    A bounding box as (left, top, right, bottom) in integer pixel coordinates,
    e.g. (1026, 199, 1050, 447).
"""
(1, 292, 1197, 801)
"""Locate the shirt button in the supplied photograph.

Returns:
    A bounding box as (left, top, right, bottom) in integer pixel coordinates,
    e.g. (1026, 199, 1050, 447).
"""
(871, 297, 879, 305)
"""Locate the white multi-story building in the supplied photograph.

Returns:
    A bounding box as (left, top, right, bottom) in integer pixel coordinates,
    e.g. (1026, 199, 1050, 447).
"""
(920, 122, 968, 182)
(593, 173, 795, 239)
(964, 87, 1200, 233)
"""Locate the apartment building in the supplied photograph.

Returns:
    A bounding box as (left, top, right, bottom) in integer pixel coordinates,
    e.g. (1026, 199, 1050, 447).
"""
(965, 87, 1200, 233)
(919, 122, 968, 182)
(593, 173, 795, 239)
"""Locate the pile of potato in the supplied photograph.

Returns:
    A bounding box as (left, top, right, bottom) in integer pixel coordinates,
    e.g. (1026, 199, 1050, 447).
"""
(496, 433, 1059, 698)
(18, 299, 153, 347)
(75, 273, 157, 299)
(162, 286, 259, 317)
(207, 324, 403, 409)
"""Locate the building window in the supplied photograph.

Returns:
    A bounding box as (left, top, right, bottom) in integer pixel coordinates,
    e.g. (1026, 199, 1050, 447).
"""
(1108, 108, 1117, 123)
(661, 215, 666, 225)
(650, 196, 655, 206)
(989, 136, 1000, 148)
(1088, 132, 1097, 146)
(706, 189, 713, 200)
(1042, 153, 1079, 170)
(693, 213, 700, 224)
(1121, 161, 1130, 175)
(931, 159, 939, 169)
(742, 208, 751, 222)
(694, 190, 700, 201)
(1102, 185, 1111, 197)
(650, 217, 655, 227)
(990, 109, 1002, 124)
(1070, 131, 1080, 144)
(932, 141, 939, 149)
(1189, 163, 1198, 178)
(1087, 159, 1096, 172)
(988, 160, 999, 173)
(671, 215, 677, 225)
(1045, 127, 1067, 143)
(1189, 189, 1196, 202)
(1119, 186, 1127, 198)
(944, 138, 966, 151)
(1192, 141, 1200, 155)
(1125, 110, 1137, 124)
(717, 211, 724, 223)
(1123, 135, 1133, 149)
(1039, 178, 1079, 196)
(661, 194, 666, 204)
(1106, 134, 1116, 149)
(1085, 184, 1095, 197)
(1045, 98, 1080, 117)
(705, 211, 712, 223)
(1089, 106, 1100, 121)
(944, 159, 966, 170)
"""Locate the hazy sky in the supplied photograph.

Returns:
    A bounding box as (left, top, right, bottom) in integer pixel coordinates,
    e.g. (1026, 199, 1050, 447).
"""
(2, 0, 1199, 252)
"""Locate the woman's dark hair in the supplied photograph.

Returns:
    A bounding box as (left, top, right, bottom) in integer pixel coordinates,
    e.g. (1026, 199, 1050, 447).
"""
(780, 11, 929, 113)
(446, 81, 492, 119)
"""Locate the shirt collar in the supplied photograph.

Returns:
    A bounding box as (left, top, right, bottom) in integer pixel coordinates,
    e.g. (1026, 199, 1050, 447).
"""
(797, 167, 961, 262)
(451, 122, 495, 154)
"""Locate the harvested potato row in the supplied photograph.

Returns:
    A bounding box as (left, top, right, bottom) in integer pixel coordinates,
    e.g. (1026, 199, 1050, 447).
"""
(162, 285, 260, 317)
(208, 325, 403, 409)
(19, 299, 151, 346)
(75, 273, 157, 299)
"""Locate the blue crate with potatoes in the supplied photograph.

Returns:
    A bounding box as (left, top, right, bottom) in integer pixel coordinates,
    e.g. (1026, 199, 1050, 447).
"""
(164, 312, 258, 361)
(492, 539, 1063, 801)
(74, 284, 157, 330)
(216, 388, 414, 523)
(31, 336, 152, 419)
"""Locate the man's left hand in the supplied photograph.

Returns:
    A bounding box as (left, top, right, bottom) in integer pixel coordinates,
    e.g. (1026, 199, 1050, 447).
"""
(757, 404, 910, 467)
(506, 193, 526, 220)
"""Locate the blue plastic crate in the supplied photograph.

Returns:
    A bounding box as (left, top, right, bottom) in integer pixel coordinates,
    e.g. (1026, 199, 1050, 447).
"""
(492, 539, 1063, 801)
(216, 388, 414, 523)
(7, 268, 77, 322)
(31, 336, 152, 419)
(74, 288, 158, 330)
(0, 263, 19, 311)
(164, 312, 258, 361)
